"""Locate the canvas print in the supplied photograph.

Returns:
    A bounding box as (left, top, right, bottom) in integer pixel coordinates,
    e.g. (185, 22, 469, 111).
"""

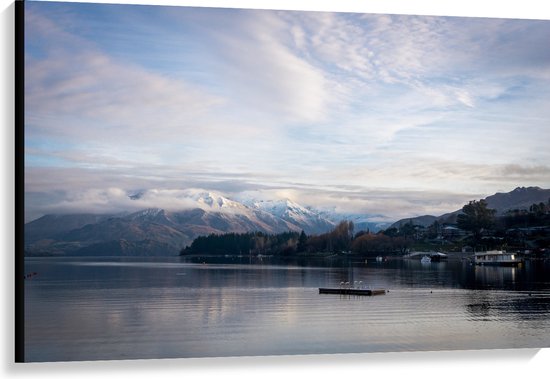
(19, 0, 550, 362)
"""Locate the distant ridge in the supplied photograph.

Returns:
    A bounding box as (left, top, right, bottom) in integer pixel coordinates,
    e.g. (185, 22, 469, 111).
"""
(27, 186, 548, 256)
(391, 186, 550, 228)
(485, 186, 550, 212)
(390, 215, 438, 229)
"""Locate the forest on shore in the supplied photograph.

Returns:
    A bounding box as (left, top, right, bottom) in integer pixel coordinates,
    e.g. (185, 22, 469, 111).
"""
(180, 200, 550, 258)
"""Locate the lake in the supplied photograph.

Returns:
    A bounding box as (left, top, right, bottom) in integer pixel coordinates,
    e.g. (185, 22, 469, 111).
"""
(23, 256, 550, 362)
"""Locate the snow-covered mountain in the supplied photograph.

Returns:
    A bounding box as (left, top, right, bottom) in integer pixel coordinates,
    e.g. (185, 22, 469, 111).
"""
(245, 198, 335, 234)
(184, 190, 251, 214)
(127, 189, 253, 215)
(24, 190, 384, 256)
(24, 195, 322, 256)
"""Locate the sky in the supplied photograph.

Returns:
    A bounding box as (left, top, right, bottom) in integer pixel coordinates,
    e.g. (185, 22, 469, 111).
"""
(24, 0, 550, 222)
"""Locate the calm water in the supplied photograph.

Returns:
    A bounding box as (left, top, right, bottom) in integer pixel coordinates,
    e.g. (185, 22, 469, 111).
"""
(24, 256, 550, 362)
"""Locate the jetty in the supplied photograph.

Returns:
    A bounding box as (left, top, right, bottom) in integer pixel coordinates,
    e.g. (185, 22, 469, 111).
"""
(319, 288, 386, 296)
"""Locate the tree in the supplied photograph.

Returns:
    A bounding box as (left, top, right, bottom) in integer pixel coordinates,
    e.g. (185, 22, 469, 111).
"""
(426, 220, 441, 239)
(331, 220, 354, 251)
(399, 221, 416, 238)
(383, 227, 399, 237)
(456, 200, 496, 246)
(296, 230, 307, 253)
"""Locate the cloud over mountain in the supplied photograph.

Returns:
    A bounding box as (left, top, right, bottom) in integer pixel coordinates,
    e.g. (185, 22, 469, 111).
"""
(24, 3, 550, 228)
(24, 192, 344, 256)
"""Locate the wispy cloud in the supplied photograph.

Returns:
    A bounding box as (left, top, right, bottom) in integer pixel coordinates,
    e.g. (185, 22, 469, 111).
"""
(24, 2, 550, 222)
(25, 10, 224, 145)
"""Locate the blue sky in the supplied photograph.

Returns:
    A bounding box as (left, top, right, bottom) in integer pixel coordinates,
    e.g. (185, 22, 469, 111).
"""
(24, 1, 550, 222)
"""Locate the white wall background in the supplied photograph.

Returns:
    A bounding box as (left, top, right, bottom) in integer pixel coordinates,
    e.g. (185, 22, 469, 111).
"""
(2, 1, 549, 378)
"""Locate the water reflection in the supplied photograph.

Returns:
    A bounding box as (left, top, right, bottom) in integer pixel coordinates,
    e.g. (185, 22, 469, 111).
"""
(180, 256, 550, 292)
(24, 257, 550, 362)
(30, 256, 550, 293)
(465, 290, 550, 323)
(474, 265, 517, 289)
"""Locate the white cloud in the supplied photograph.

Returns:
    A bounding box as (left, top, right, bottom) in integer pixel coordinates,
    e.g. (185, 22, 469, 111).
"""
(25, 9, 225, 145)
(206, 10, 334, 124)
(24, 4, 550, 223)
(29, 186, 257, 218)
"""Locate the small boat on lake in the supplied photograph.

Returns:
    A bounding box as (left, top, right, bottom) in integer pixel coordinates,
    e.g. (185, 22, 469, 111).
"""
(420, 255, 431, 264)
(474, 250, 522, 266)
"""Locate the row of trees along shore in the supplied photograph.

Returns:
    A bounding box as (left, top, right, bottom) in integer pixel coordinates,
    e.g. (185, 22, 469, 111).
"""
(180, 199, 550, 257)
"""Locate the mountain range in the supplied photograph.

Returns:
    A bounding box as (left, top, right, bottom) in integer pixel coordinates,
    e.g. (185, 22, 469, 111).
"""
(25, 187, 549, 257)
(391, 186, 550, 228)
(24, 191, 384, 256)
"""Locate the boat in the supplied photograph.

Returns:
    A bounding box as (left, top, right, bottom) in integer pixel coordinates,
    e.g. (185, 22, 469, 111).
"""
(474, 250, 521, 266)
(420, 255, 431, 264)
(376, 256, 383, 262)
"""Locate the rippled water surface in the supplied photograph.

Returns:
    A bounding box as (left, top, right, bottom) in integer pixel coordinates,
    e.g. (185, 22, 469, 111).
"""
(24, 257, 550, 362)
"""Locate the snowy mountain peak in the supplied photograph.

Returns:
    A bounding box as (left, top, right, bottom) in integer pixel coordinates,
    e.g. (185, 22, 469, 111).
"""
(243, 198, 334, 232)
(250, 198, 304, 216)
(185, 190, 250, 213)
